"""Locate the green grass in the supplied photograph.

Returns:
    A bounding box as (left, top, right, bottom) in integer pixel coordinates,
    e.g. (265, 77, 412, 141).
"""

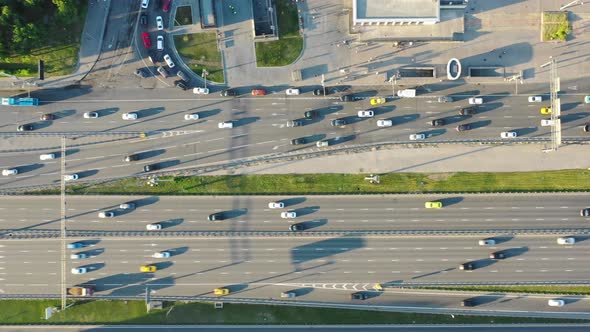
(417, 285, 590, 296)
(174, 6, 193, 26)
(0, 300, 582, 324)
(542, 11, 571, 41)
(255, 0, 303, 67)
(28, 169, 590, 195)
(0, 3, 87, 77)
(173, 33, 224, 83)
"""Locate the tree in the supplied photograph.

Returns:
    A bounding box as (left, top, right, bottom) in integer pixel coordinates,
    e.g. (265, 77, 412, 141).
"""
(13, 22, 42, 52)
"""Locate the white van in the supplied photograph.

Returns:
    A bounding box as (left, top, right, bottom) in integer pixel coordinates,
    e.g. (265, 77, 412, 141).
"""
(469, 97, 483, 105)
(157, 36, 163, 50)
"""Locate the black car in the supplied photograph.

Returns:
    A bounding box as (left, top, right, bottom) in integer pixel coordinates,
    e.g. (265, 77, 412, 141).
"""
(340, 94, 354, 102)
(134, 69, 147, 78)
(459, 262, 474, 271)
(175, 81, 188, 91)
(429, 119, 445, 127)
(291, 138, 306, 145)
(17, 124, 33, 131)
(304, 110, 318, 119)
(40, 113, 55, 121)
(313, 88, 331, 96)
(455, 124, 471, 132)
(143, 164, 159, 172)
(461, 298, 478, 307)
(489, 251, 506, 260)
(331, 119, 346, 127)
(220, 89, 237, 97)
(124, 154, 139, 162)
(581, 208, 590, 217)
(459, 107, 476, 116)
(208, 212, 225, 221)
(583, 124, 590, 132)
(140, 14, 147, 26)
(351, 292, 368, 300)
(289, 223, 304, 232)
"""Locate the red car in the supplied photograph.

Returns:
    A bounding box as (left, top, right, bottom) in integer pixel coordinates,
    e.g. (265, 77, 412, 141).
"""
(142, 32, 151, 49)
(251, 89, 266, 96)
(162, 0, 171, 12)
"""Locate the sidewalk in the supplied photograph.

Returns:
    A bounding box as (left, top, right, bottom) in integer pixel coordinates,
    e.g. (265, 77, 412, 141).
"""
(207, 144, 590, 175)
(0, 0, 110, 91)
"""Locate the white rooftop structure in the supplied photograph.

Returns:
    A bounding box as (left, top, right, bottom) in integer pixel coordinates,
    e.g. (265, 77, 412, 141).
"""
(354, 0, 440, 26)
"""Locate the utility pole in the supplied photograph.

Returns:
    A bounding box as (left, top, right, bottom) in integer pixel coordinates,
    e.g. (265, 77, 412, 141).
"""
(202, 69, 209, 90)
(60, 137, 67, 310)
(388, 70, 400, 97)
(321, 74, 325, 96)
(540, 57, 561, 152)
(560, 0, 584, 10)
(505, 70, 523, 95)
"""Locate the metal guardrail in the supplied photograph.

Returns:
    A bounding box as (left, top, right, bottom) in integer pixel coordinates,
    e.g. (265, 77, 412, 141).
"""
(1, 228, 589, 239)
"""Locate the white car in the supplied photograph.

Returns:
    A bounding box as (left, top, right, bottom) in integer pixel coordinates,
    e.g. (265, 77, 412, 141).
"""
(156, 35, 164, 50)
(281, 211, 297, 219)
(122, 112, 138, 120)
(268, 202, 285, 209)
(83, 112, 99, 119)
(357, 110, 374, 118)
(71, 267, 87, 274)
(193, 87, 209, 95)
(64, 174, 79, 181)
(478, 239, 496, 246)
(468, 97, 483, 105)
(40, 153, 56, 160)
(163, 54, 175, 68)
(120, 202, 136, 210)
(548, 299, 565, 307)
(557, 237, 575, 245)
(156, 16, 163, 30)
(146, 223, 162, 230)
(141, 0, 149, 9)
(377, 119, 393, 127)
(70, 253, 87, 259)
(153, 251, 171, 258)
(541, 119, 554, 126)
(286, 88, 300, 96)
(98, 211, 114, 218)
(500, 131, 517, 138)
(218, 121, 233, 129)
(184, 113, 200, 120)
(2, 169, 17, 176)
(409, 133, 425, 140)
(528, 96, 542, 102)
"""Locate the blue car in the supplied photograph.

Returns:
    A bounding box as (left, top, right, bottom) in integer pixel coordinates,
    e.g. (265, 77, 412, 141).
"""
(67, 242, 84, 249)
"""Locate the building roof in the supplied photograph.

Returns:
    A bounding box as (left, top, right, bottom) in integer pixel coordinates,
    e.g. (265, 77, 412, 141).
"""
(355, 0, 439, 20)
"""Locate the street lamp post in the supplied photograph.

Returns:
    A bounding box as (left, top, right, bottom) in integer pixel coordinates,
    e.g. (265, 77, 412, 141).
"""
(202, 69, 209, 90)
(388, 70, 400, 97)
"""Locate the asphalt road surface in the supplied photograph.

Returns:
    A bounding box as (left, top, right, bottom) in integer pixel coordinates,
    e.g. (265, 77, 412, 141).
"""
(1, 194, 589, 233)
(1, 79, 589, 189)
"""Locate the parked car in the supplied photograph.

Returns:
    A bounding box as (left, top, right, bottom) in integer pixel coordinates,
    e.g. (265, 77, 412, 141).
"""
(331, 119, 346, 127)
(357, 110, 374, 118)
(162, 0, 171, 12)
(409, 133, 425, 140)
(370, 97, 386, 105)
(157, 66, 168, 78)
(218, 121, 233, 129)
(140, 14, 147, 26)
(156, 35, 164, 50)
(500, 131, 517, 138)
(528, 96, 542, 102)
(251, 89, 266, 96)
(122, 112, 138, 120)
(469, 97, 483, 105)
(156, 16, 164, 30)
(134, 69, 147, 78)
(163, 54, 175, 68)
(176, 70, 189, 82)
(141, 32, 151, 48)
(175, 81, 188, 91)
(193, 87, 209, 95)
(286, 88, 300, 95)
(340, 94, 354, 102)
(141, 0, 149, 9)
(377, 119, 393, 127)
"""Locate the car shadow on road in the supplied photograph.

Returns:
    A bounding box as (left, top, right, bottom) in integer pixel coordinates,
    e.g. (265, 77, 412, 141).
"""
(448, 90, 481, 102)
(302, 218, 328, 230)
(330, 134, 356, 145)
(233, 117, 260, 127)
(154, 261, 174, 271)
(223, 208, 248, 219)
(84, 262, 105, 272)
(389, 113, 420, 126)
(52, 109, 77, 119)
(169, 246, 189, 256)
(371, 105, 396, 116)
(160, 218, 184, 229)
(500, 246, 529, 258)
(422, 128, 446, 138)
(281, 197, 306, 207)
(513, 127, 537, 136)
(95, 107, 120, 117)
(76, 169, 99, 179)
(136, 107, 166, 119)
(292, 287, 314, 297)
(136, 149, 166, 160)
(196, 108, 222, 119)
(16, 163, 44, 174)
(466, 120, 492, 129)
(292, 206, 319, 217)
(439, 196, 464, 207)
(562, 112, 590, 123)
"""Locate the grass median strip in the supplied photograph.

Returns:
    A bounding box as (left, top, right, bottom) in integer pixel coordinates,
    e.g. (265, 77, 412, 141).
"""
(416, 285, 590, 296)
(29, 169, 590, 195)
(0, 300, 582, 324)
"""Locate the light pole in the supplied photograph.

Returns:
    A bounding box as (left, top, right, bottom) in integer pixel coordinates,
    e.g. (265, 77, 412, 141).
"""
(388, 70, 400, 97)
(321, 74, 325, 96)
(202, 69, 209, 90)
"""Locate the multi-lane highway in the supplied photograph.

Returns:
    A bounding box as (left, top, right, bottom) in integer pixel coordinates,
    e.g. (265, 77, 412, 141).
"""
(1, 80, 589, 189)
(1, 194, 588, 233)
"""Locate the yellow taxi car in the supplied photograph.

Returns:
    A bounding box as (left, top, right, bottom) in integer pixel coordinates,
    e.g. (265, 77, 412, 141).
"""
(540, 107, 551, 115)
(425, 201, 443, 209)
(140, 265, 157, 273)
(370, 97, 386, 105)
(214, 287, 230, 295)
